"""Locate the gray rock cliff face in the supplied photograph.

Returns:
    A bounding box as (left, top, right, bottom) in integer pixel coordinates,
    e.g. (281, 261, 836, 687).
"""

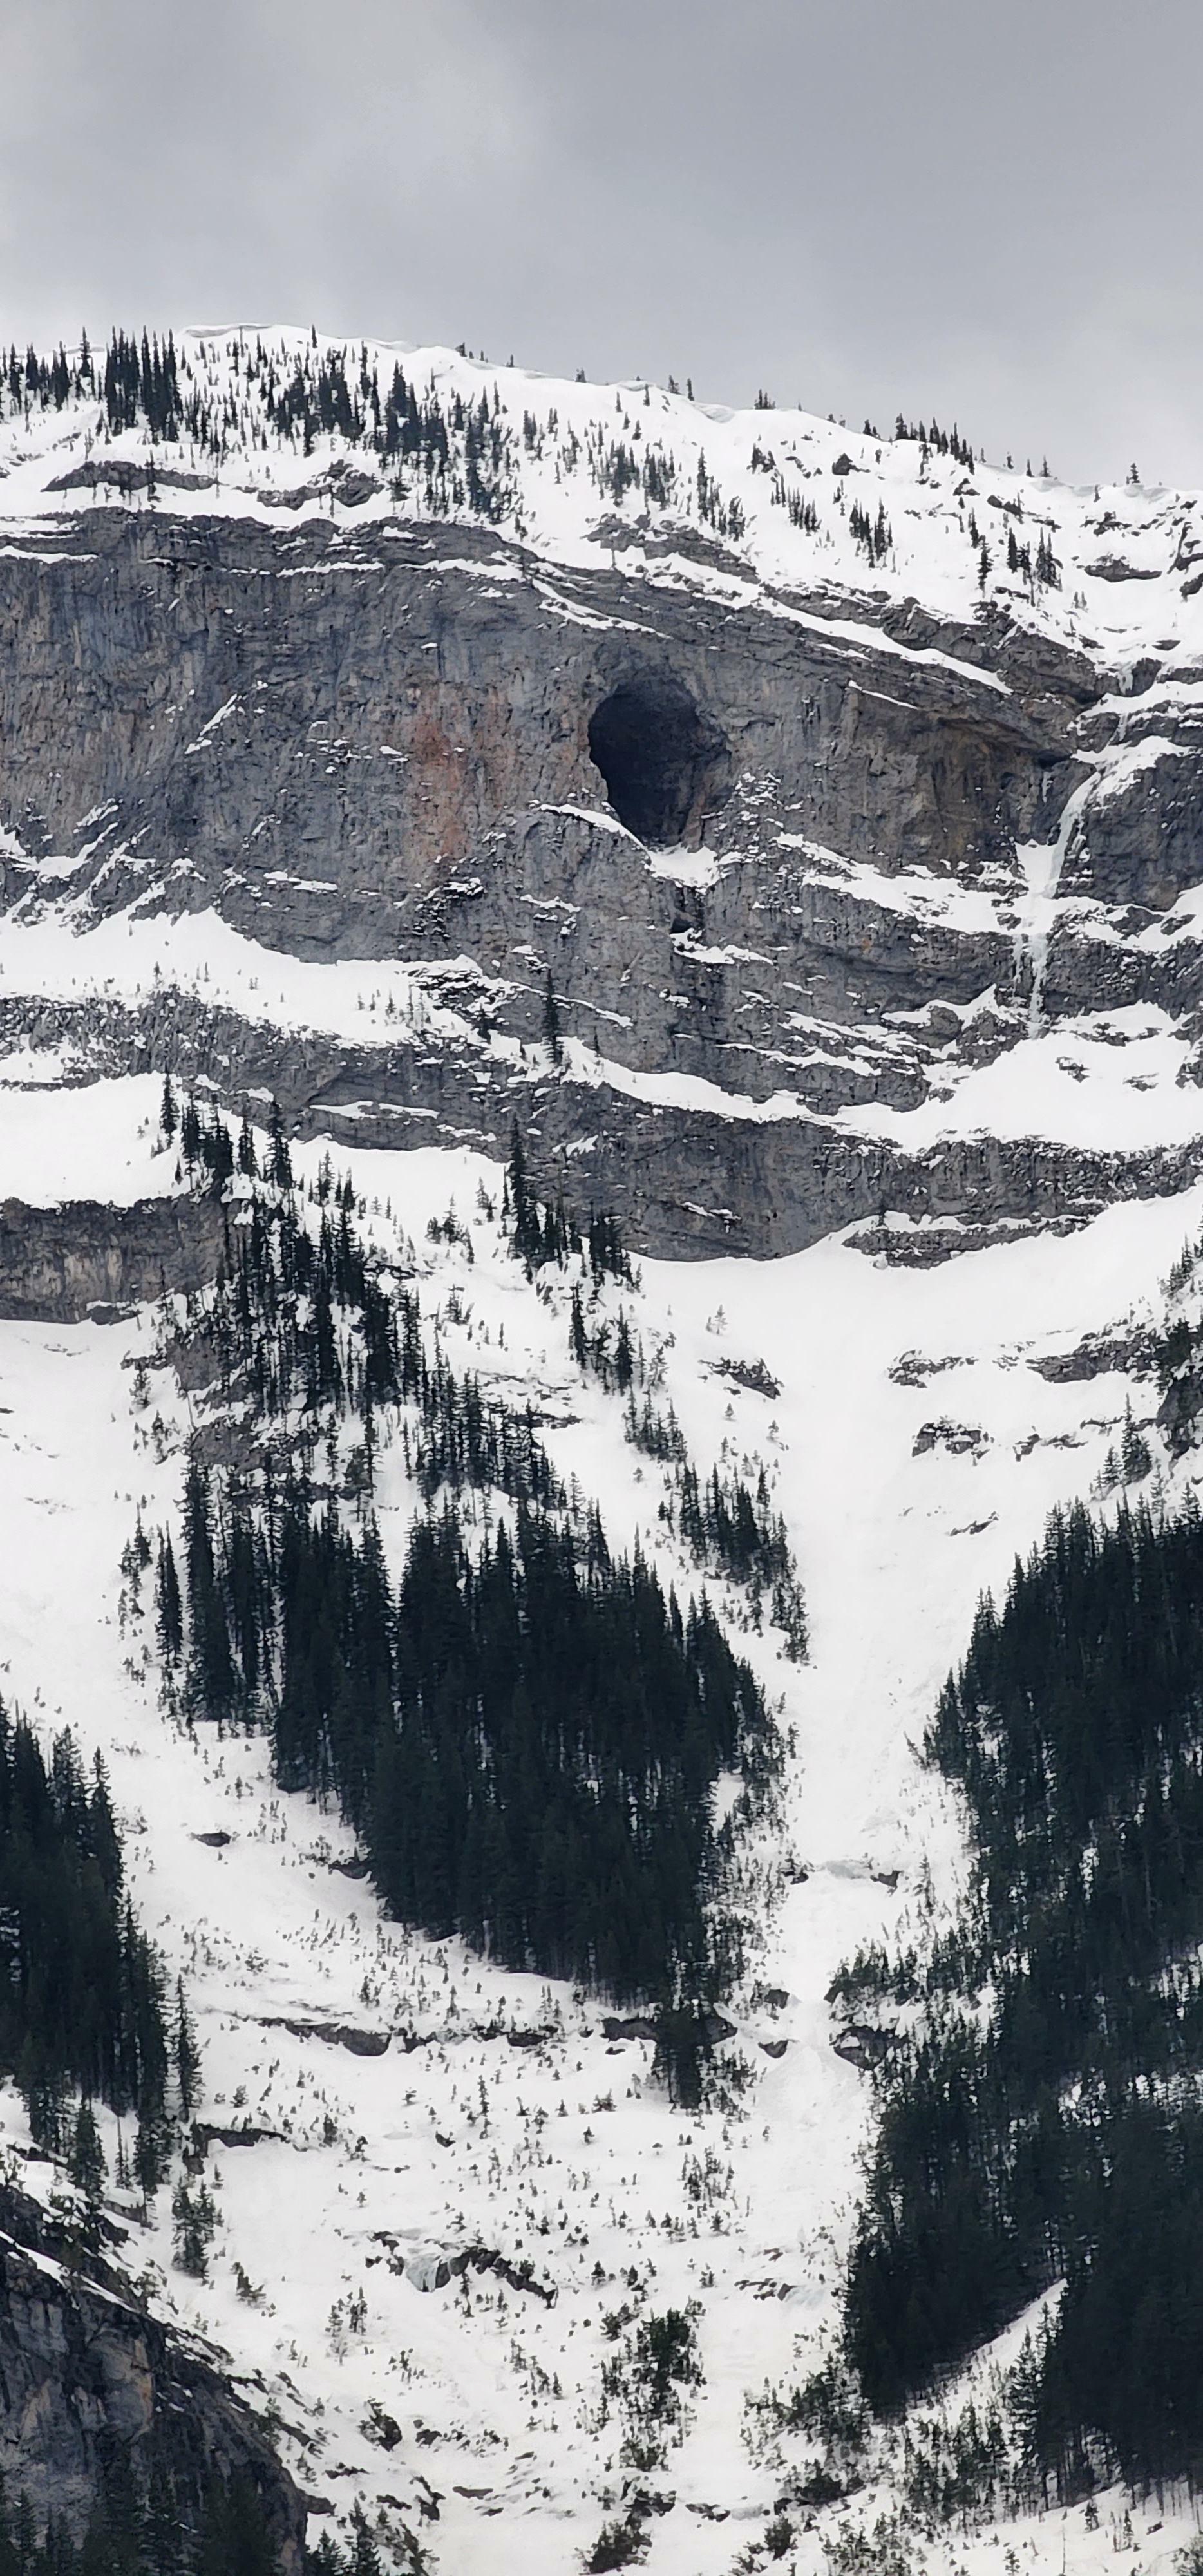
(0, 2180, 306, 2562)
(0, 1194, 226, 1320)
(0, 516, 1068, 918)
(3, 510, 1203, 1256)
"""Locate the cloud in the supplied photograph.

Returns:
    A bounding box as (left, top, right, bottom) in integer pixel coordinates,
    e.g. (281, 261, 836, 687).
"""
(0, 0, 536, 339)
(2, 0, 1202, 482)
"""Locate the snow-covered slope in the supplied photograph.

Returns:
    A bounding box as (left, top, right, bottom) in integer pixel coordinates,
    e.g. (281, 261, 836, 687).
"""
(2, 326, 1201, 672)
(0, 1053, 1196, 2575)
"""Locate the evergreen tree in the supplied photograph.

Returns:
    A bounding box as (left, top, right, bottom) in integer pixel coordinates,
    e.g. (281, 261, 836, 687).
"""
(133, 2099, 168, 2210)
(198, 2472, 278, 2576)
(68, 2098, 106, 2202)
(347, 2508, 384, 2576)
(155, 1537, 184, 1667)
(174, 1978, 200, 2119)
(569, 1285, 587, 1370)
(506, 1124, 540, 1267)
(542, 970, 563, 1066)
(173, 2175, 217, 2278)
(268, 1099, 292, 1190)
(180, 1096, 202, 1174)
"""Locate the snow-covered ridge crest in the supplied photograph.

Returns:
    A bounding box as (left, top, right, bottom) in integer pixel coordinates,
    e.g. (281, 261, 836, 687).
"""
(3, 322, 1202, 673)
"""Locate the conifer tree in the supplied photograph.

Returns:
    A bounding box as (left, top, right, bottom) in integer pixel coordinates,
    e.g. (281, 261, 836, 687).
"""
(199, 2470, 279, 2576)
(180, 1095, 202, 1173)
(88, 1752, 122, 1901)
(156, 1534, 184, 1666)
(69, 2098, 106, 2202)
(268, 1098, 292, 1189)
(173, 2175, 218, 2278)
(134, 2100, 168, 2210)
(348, 2507, 385, 2576)
(175, 1978, 200, 2118)
(542, 969, 563, 1065)
(570, 1285, 588, 1370)
(506, 1123, 540, 1266)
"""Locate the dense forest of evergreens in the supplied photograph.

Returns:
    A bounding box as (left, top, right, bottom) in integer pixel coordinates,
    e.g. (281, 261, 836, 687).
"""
(173, 1470, 764, 2008)
(0, 1703, 169, 2174)
(160, 1108, 783, 2043)
(837, 1495, 1203, 2497)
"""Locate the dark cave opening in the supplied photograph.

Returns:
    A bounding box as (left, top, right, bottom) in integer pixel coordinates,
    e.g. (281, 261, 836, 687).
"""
(587, 674, 729, 846)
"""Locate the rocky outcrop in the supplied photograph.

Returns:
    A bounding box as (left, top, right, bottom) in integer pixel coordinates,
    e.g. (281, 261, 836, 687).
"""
(1157, 1367, 1203, 1454)
(3, 992, 1202, 1267)
(0, 2179, 305, 2561)
(831, 2023, 894, 2072)
(0, 1193, 225, 1319)
(372, 2231, 556, 2304)
(0, 513, 1077, 930)
(4, 510, 1203, 1257)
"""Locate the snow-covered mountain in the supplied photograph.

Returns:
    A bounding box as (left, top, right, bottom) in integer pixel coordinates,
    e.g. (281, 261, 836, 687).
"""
(3, 329, 1203, 2575)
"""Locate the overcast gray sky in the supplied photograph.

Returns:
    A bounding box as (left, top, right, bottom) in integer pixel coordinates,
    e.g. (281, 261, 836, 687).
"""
(3, 0, 1202, 486)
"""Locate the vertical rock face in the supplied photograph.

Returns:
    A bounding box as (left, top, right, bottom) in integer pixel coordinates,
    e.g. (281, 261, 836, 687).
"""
(0, 514, 1075, 927)
(0, 1196, 226, 1320)
(0, 2186, 306, 2564)
(2, 436, 1203, 1259)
